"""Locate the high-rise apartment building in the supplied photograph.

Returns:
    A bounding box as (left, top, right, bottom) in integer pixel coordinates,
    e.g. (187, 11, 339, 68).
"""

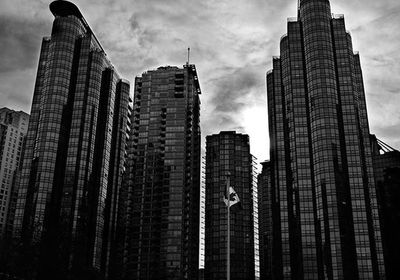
(121, 65, 201, 280)
(370, 135, 400, 280)
(204, 131, 255, 280)
(10, 1, 131, 279)
(266, 0, 385, 279)
(0, 108, 29, 239)
(257, 161, 273, 280)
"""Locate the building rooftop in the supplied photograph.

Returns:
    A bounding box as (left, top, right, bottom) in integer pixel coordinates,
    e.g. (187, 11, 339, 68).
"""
(50, 0, 82, 18)
(50, 0, 106, 54)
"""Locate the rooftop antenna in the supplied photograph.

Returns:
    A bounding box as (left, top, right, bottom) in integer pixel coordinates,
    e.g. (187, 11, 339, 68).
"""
(187, 47, 190, 65)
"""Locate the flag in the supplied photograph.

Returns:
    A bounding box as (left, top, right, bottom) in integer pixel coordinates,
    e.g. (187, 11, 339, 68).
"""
(223, 186, 240, 208)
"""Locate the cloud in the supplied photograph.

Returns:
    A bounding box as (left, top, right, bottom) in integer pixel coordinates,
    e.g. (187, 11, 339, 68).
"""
(0, 68, 36, 111)
(0, 16, 48, 73)
(0, 13, 47, 112)
(0, 0, 399, 161)
(348, 6, 400, 150)
(210, 66, 263, 113)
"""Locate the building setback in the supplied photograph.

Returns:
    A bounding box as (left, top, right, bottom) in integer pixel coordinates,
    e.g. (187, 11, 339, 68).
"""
(204, 131, 255, 280)
(120, 65, 201, 280)
(10, 1, 131, 279)
(0, 108, 29, 239)
(370, 135, 400, 280)
(266, 0, 385, 279)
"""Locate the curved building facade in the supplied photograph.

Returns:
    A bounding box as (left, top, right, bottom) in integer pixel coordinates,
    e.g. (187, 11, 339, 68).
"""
(10, 1, 131, 279)
(266, 0, 385, 279)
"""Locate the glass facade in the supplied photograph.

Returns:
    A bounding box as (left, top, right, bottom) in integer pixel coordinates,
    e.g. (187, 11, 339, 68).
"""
(10, 1, 131, 279)
(120, 65, 201, 280)
(204, 131, 255, 280)
(266, 0, 385, 279)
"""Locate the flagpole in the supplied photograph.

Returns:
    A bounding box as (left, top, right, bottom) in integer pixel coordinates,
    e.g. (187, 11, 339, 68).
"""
(226, 173, 230, 280)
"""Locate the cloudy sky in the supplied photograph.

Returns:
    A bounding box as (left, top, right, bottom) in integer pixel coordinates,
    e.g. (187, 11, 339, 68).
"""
(1, 0, 399, 162)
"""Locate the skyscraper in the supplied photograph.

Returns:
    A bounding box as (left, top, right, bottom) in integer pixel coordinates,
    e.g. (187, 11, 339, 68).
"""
(266, 0, 385, 279)
(204, 131, 255, 280)
(10, 1, 131, 279)
(0, 108, 29, 239)
(121, 65, 201, 280)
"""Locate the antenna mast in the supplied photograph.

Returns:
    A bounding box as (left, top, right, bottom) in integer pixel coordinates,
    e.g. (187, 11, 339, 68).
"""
(187, 47, 190, 65)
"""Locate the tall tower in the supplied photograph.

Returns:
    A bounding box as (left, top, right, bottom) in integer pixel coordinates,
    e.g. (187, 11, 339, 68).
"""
(0, 108, 29, 239)
(11, 1, 131, 279)
(204, 131, 255, 280)
(266, 0, 385, 279)
(121, 65, 201, 280)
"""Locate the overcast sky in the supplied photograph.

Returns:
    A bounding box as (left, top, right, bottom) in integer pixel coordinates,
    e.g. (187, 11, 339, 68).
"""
(1, 0, 399, 162)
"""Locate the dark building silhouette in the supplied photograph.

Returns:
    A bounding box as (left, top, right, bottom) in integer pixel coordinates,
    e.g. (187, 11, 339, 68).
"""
(257, 161, 273, 280)
(204, 131, 255, 280)
(371, 135, 400, 280)
(10, 1, 131, 279)
(199, 268, 205, 280)
(120, 65, 201, 280)
(266, 0, 385, 278)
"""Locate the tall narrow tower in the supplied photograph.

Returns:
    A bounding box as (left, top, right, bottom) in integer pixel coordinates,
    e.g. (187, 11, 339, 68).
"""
(266, 0, 385, 279)
(10, 1, 131, 279)
(121, 65, 201, 280)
